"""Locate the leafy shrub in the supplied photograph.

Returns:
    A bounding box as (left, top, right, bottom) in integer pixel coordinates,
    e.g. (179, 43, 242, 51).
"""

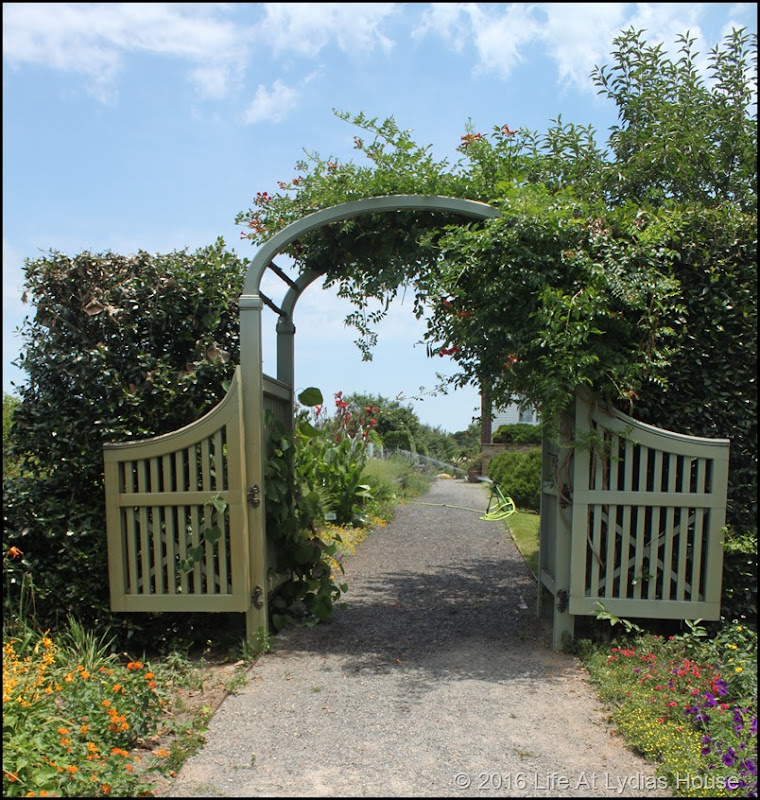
(492, 423, 542, 444)
(720, 528, 758, 628)
(4, 241, 246, 634)
(486, 449, 541, 512)
(382, 429, 414, 452)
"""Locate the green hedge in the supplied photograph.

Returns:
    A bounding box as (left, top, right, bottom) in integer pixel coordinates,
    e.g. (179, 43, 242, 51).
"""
(492, 423, 542, 444)
(486, 449, 541, 512)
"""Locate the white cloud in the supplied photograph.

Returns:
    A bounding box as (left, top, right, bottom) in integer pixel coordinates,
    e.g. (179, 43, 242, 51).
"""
(243, 79, 300, 124)
(256, 2, 398, 58)
(414, 2, 732, 92)
(2, 3, 250, 102)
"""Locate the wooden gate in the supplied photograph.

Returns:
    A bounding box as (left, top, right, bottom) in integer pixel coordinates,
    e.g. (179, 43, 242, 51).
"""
(539, 392, 730, 649)
(103, 367, 250, 613)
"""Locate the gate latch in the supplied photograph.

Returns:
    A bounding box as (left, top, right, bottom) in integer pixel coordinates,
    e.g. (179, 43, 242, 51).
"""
(252, 585, 264, 609)
(247, 484, 261, 507)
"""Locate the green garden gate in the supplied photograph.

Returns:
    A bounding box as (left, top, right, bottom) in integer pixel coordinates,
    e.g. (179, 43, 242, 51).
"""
(103, 195, 730, 648)
(538, 391, 730, 649)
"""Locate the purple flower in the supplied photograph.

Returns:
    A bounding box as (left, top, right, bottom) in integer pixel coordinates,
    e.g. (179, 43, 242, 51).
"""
(722, 747, 737, 767)
(703, 692, 717, 708)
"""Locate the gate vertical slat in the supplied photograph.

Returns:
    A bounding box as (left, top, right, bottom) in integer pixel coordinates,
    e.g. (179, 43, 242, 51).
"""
(200, 439, 214, 593)
(690, 459, 707, 601)
(648, 450, 663, 601)
(176, 450, 189, 595)
(162, 455, 176, 595)
(137, 460, 151, 595)
(150, 457, 164, 597)
(124, 463, 139, 596)
(618, 439, 633, 597)
(188, 445, 203, 594)
(633, 448, 648, 600)
(676, 458, 690, 601)
(213, 429, 229, 595)
(619, 439, 634, 599)
(661, 453, 677, 601)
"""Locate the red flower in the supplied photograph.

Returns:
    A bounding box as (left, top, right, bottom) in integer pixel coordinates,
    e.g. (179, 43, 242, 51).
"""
(460, 132, 483, 147)
(502, 124, 517, 136)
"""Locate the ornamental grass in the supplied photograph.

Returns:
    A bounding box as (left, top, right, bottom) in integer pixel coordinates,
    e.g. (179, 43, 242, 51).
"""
(583, 623, 757, 797)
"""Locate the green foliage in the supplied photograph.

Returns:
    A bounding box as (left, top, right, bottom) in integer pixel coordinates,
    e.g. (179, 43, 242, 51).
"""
(382, 429, 414, 452)
(720, 528, 758, 627)
(360, 455, 433, 517)
(492, 423, 542, 444)
(236, 26, 756, 548)
(3, 622, 168, 797)
(264, 387, 378, 631)
(3, 240, 246, 634)
(592, 28, 757, 210)
(486, 449, 541, 512)
(3, 394, 23, 482)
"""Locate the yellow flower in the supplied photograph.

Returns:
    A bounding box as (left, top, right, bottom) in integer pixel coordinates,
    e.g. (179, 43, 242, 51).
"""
(735, 666, 743, 673)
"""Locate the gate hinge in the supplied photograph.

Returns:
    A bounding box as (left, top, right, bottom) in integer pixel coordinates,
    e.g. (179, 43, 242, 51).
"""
(247, 484, 261, 507)
(556, 589, 569, 613)
(252, 585, 264, 609)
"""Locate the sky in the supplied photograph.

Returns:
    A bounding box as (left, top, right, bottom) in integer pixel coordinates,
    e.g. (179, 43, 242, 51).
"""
(3, 3, 757, 433)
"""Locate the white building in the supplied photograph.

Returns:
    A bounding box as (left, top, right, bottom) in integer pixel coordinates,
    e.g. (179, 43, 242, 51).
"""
(491, 400, 539, 430)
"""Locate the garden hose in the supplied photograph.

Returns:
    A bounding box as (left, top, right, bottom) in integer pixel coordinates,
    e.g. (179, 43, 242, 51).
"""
(412, 488, 516, 522)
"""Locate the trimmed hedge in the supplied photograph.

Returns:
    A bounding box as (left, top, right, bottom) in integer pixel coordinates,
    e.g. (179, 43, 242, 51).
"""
(486, 448, 541, 512)
(492, 423, 542, 444)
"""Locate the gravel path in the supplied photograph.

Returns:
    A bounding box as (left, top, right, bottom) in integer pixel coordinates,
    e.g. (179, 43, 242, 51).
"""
(166, 478, 671, 798)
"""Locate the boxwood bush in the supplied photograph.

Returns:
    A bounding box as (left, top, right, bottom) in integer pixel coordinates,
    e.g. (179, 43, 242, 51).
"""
(486, 448, 541, 512)
(492, 423, 542, 445)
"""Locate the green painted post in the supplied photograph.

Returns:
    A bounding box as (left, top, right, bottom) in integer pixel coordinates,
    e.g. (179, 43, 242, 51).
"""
(239, 295, 269, 643)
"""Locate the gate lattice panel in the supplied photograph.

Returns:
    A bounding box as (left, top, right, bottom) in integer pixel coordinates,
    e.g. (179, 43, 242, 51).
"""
(104, 367, 249, 612)
(570, 393, 730, 620)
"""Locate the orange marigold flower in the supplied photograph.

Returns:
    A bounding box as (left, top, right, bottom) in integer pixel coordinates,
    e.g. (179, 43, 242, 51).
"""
(112, 684, 122, 693)
(101, 699, 111, 707)
(144, 672, 154, 680)
(153, 748, 170, 758)
(58, 727, 69, 735)
(6, 546, 23, 559)
(65, 765, 78, 774)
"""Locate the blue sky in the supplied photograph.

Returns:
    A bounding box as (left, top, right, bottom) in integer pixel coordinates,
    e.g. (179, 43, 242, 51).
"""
(3, 3, 756, 433)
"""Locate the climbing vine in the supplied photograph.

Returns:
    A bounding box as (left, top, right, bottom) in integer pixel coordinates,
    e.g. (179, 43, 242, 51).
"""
(237, 28, 756, 536)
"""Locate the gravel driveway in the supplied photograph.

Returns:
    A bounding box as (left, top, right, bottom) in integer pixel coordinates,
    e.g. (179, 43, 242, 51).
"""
(166, 478, 671, 798)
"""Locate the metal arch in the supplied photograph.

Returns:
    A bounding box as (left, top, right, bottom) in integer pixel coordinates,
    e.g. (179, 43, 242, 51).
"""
(241, 194, 499, 297)
(237, 195, 499, 638)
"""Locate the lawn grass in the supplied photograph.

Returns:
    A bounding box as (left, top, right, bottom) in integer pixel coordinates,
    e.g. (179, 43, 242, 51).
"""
(504, 509, 540, 577)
